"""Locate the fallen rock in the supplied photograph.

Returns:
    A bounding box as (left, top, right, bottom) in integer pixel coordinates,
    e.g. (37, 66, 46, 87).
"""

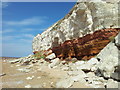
(111, 72, 120, 81)
(17, 68, 31, 73)
(106, 79, 118, 88)
(86, 72, 96, 78)
(62, 66, 70, 71)
(25, 85, 31, 88)
(67, 70, 87, 77)
(26, 76, 34, 80)
(56, 78, 74, 88)
(46, 53, 56, 60)
(76, 63, 91, 72)
(9, 55, 35, 65)
(9, 59, 21, 64)
(96, 34, 120, 79)
(87, 58, 99, 65)
(37, 77, 41, 79)
(0, 73, 6, 77)
(48, 58, 60, 68)
(74, 61, 85, 66)
(71, 74, 86, 83)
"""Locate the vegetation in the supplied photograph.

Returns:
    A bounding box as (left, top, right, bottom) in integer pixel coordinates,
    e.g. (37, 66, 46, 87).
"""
(34, 52, 45, 60)
(109, 36, 115, 42)
(71, 60, 77, 63)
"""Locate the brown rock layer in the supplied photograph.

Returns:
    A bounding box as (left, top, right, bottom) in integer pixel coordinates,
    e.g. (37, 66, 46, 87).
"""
(51, 28, 120, 60)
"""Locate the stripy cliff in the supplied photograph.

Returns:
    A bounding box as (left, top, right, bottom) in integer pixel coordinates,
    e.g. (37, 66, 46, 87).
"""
(32, 0, 119, 52)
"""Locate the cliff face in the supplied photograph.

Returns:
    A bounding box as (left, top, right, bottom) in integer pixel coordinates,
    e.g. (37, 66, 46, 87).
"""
(51, 28, 120, 60)
(32, 1, 119, 52)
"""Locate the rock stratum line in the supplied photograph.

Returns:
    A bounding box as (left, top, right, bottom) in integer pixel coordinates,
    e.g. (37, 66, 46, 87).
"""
(33, 28, 120, 61)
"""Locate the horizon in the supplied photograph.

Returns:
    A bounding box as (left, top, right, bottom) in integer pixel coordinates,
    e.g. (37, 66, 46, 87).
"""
(1, 2, 76, 57)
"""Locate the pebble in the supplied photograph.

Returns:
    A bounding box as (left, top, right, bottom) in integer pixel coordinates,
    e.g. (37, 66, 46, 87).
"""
(37, 77, 41, 79)
(25, 85, 31, 88)
(16, 64, 20, 67)
(26, 76, 34, 80)
(43, 83, 46, 87)
(50, 82, 53, 84)
(17, 68, 30, 73)
(0, 73, 6, 76)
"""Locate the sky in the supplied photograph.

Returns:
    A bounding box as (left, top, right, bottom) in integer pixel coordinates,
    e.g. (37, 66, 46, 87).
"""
(1, 2, 76, 57)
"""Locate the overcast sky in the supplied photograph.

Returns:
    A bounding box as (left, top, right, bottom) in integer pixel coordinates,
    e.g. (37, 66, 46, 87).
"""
(2, 2, 75, 57)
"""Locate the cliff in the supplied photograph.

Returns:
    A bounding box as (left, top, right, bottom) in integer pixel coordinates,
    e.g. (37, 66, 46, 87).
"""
(32, 0, 119, 52)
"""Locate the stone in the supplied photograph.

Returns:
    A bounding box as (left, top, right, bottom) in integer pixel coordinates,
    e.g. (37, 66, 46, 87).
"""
(32, 1, 119, 54)
(60, 60, 66, 64)
(26, 64, 34, 69)
(38, 59, 45, 63)
(62, 67, 70, 71)
(87, 58, 99, 65)
(9, 59, 21, 64)
(70, 58, 78, 62)
(16, 64, 20, 67)
(17, 68, 31, 73)
(56, 78, 74, 88)
(96, 34, 120, 79)
(91, 66, 98, 72)
(111, 72, 120, 80)
(26, 77, 33, 80)
(67, 70, 87, 77)
(106, 79, 118, 88)
(48, 58, 60, 68)
(71, 74, 86, 83)
(46, 53, 56, 60)
(25, 85, 31, 88)
(86, 72, 95, 78)
(89, 83, 105, 88)
(9, 55, 34, 65)
(75, 61, 85, 66)
(0, 73, 6, 77)
(26, 76, 34, 80)
(22, 58, 32, 65)
(85, 72, 107, 88)
(76, 63, 91, 71)
(37, 77, 41, 79)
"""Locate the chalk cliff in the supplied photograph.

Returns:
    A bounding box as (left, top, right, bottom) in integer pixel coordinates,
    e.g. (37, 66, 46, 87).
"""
(32, 0, 119, 52)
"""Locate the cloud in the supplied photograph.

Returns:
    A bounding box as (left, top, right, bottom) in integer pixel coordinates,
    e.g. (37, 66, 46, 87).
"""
(1, 35, 16, 41)
(21, 28, 47, 32)
(0, 29, 14, 34)
(23, 34, 34, 38)
(1, 34, 34, 57)
(2, 34, 34, 41)
(0, 2, 9, 8)
(4, 16, 48, 26)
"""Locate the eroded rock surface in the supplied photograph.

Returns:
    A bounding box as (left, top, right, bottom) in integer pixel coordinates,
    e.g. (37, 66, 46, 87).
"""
(51, 28, 120, 60)
(96, 33, 120, 81)
(32, 1, 119, 52)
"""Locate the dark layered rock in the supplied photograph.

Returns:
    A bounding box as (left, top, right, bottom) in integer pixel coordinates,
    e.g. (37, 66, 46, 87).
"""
(51, 28, 120, 60)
